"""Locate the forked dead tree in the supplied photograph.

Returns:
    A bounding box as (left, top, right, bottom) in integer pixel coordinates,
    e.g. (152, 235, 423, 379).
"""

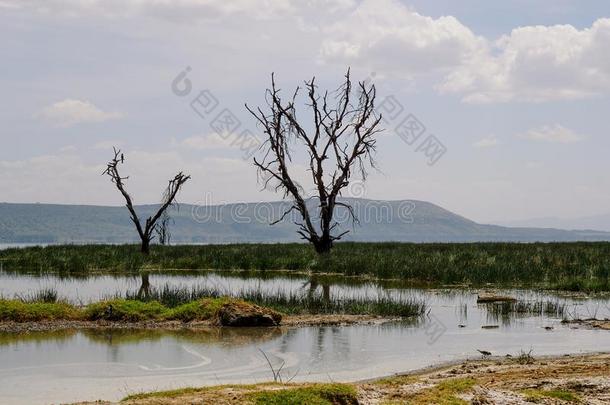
(246, 69, 382, 254)
(103, 147, 190, 254)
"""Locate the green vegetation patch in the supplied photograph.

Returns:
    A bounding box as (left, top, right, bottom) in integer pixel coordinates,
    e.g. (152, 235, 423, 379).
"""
(249, 383, 358, 405)
(0, 299, 79, 321)
(523, 388, 581, 403)
(0, 297, 258, 323)
(2, 242, 610, 291)
(84, 299, 167, 322)
(408, 378, 476, 405)
(83, 298, 249, 322)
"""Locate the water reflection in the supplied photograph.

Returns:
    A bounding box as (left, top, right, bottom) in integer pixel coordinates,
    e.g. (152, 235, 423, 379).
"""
(2, 269, 610, 324)
(137, 272, 151, 299)
(0, 313, 608, 404)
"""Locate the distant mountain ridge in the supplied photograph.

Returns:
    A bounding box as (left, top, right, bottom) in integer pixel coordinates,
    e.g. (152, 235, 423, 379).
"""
(1, 200, 609, 244)
(495, 213, 610, 233)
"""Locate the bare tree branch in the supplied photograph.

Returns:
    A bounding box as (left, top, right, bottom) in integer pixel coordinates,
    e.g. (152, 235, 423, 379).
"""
(103, 148, 190, 254)
(246, 69, 382, 254)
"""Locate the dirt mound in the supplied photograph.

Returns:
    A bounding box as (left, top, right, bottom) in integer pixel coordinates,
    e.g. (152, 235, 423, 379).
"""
(215, 301, 282, 327)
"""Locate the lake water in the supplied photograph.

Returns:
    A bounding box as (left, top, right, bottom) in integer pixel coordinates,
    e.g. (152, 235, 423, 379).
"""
(0, 243, 47, 251)
(0, 270, 609, 404)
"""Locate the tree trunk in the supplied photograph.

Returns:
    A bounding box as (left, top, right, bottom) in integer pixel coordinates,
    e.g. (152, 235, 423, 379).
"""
(137, 273, 150, 300)
(141, 238, 150, 255)
(322, 284, 330, 302)
(314, 238, 332, 255)
(308, 277, 319, 300)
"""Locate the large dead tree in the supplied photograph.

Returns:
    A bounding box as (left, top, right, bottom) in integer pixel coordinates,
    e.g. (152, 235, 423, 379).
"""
(103, 147, 190, 254)
(246, 70, 382, 254)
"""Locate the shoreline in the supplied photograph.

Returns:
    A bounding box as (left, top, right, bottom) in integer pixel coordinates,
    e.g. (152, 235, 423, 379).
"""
(71, 352, 610, 404)
(0, 314, 398, 333)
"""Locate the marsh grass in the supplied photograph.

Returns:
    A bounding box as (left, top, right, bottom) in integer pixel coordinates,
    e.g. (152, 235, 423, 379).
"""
(121, 284, 428, 317)
(1, 243, 610, 290)
(15, 287, 59, 303)
(0, 282, 427, 321)
(482, 300, 566, 319)
(514, 349, 535, 365)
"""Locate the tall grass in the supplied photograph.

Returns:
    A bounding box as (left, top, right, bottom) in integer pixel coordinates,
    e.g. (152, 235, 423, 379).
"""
(2, 285, 427, 318)
(481, 300, 567, 320)
(2, 242, 610, 290)
(122, 284, 428, 317)
(15, 287, 59, 303)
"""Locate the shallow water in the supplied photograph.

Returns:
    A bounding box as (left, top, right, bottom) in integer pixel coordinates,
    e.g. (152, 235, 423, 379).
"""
(0, 270, 609, 404)
(0, 243, 49, 250)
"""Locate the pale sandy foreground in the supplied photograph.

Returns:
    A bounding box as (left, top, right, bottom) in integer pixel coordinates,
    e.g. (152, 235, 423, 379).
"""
(73, 353, 610, 404)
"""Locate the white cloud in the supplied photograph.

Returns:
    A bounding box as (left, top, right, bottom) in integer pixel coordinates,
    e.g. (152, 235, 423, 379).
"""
(317, 0, 610, 103)
(518, 124, 583, 143)
(473, 135, 499, 148)
(40, 99, 123, 127)
(319, 0, 485, 77)
(439, 19, 610, 103)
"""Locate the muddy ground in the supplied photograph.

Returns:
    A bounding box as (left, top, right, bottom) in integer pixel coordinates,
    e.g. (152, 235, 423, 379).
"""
(562, 318, 610, 331)
(0, 314, 395, 333)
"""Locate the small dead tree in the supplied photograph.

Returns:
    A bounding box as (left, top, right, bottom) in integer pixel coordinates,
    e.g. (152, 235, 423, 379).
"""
(246, 69, 382, 254)
(103, 147, 190, 254)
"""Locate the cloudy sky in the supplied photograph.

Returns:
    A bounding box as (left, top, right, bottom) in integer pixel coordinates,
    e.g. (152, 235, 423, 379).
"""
(1, 0, 609, 223)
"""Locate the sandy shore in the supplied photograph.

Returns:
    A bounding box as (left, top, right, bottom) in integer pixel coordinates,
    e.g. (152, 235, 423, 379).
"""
(0, 314, 396, 333)
(70, 352, 610, 404)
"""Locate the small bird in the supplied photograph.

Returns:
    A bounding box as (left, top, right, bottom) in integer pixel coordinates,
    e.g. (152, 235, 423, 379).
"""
(544, 326, 554, 331)
(477, 349, 492, 357)
(120, 153, 124, 163)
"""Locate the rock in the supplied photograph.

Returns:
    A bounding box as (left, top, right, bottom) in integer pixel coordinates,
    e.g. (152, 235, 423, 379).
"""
(476, 293, 517, 303)
(216, 302, 282, 327)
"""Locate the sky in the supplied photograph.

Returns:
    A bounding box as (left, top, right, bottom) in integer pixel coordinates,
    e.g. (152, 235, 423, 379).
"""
(1, 0, 609, 224)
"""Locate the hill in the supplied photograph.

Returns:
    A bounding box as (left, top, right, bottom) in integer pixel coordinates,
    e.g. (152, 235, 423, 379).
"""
(1, 199, 609, 243)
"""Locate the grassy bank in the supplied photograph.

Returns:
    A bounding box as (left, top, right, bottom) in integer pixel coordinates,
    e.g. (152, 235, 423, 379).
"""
(2, 242, 610, 290)
(0, 287, 427, 321)
(123, 383, 359, 405)
(0, 297, 274, 323)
